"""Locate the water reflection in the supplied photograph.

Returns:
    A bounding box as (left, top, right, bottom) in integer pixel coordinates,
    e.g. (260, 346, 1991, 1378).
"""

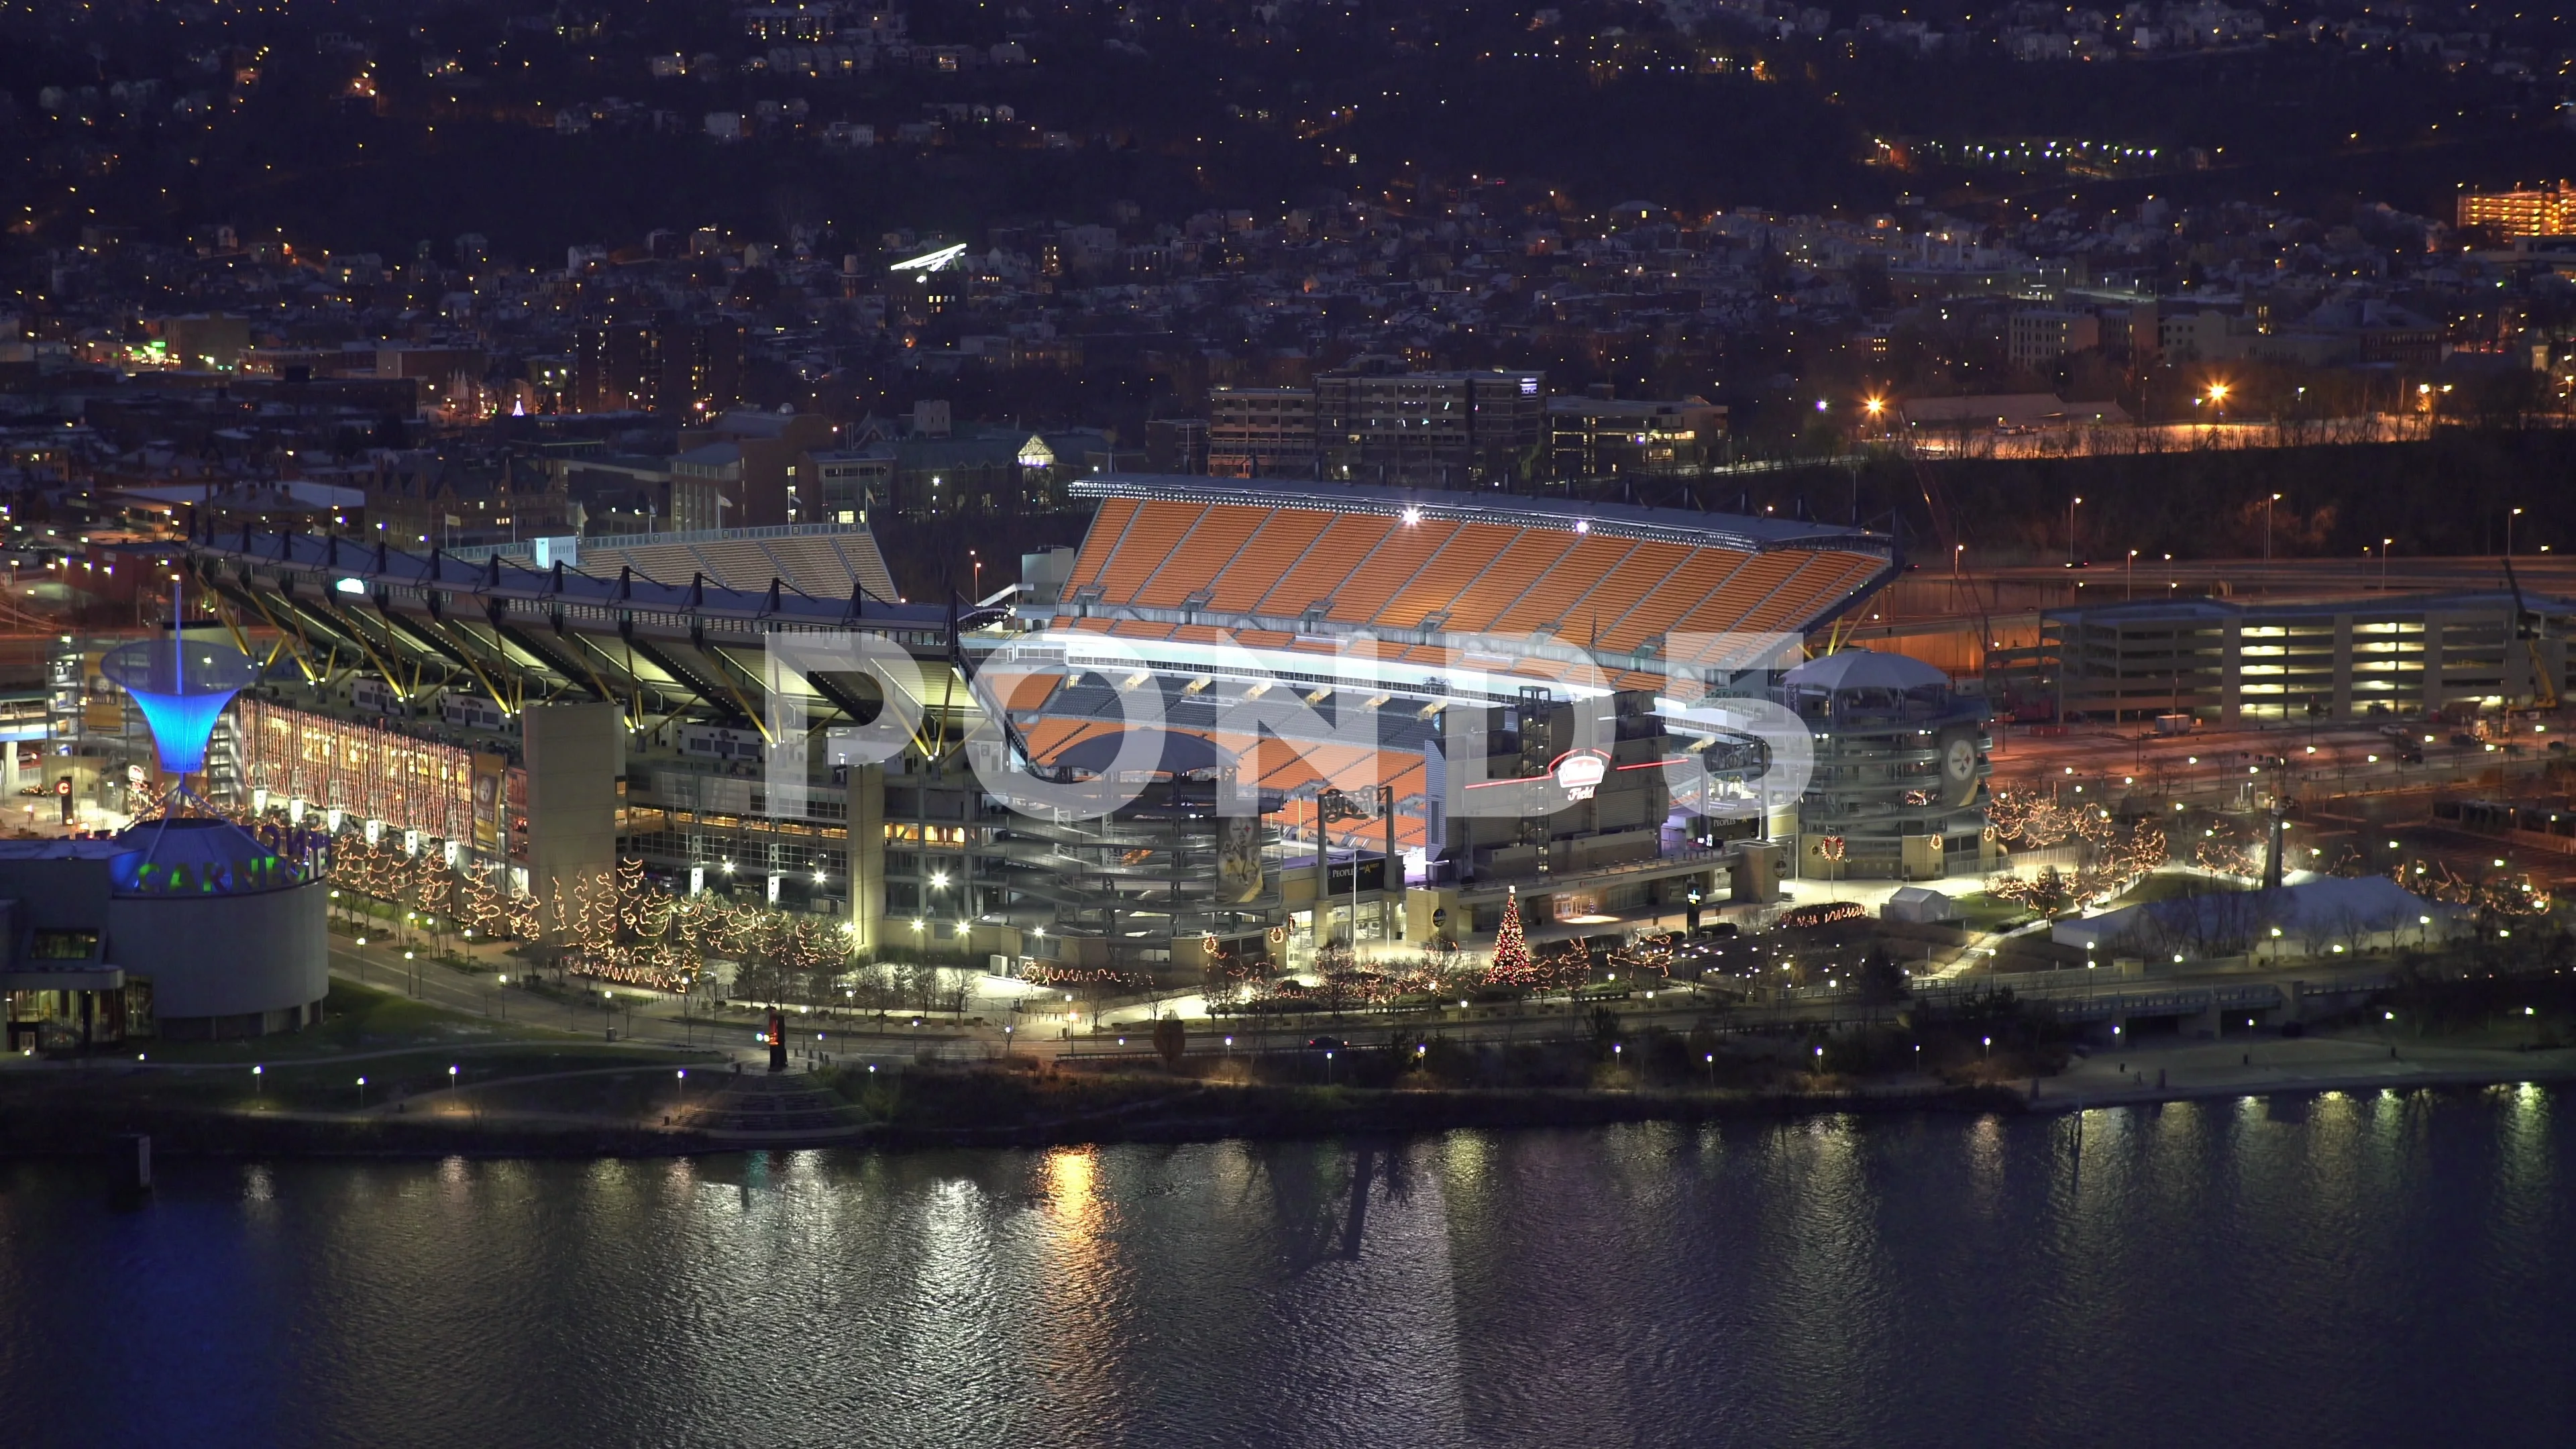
(0, 1093, 2571, 1446)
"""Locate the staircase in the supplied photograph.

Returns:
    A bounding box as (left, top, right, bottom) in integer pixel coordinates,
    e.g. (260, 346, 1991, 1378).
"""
(682, 1069, 869, 1143)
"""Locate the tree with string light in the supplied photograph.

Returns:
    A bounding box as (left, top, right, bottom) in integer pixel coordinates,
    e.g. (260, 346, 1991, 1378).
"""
(1484, 885, 1534, 987)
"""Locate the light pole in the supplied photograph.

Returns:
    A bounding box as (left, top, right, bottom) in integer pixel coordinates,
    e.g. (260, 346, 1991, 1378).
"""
(2381, 537, 2393, 592)
(2508, 506, 2524, 557)
(2067, 495, 2082, 566)
(2127, 548, 2137, 600)
(2263, 492, 2279, 564)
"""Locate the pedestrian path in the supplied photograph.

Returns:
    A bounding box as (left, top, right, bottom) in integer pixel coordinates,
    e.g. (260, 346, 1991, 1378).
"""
(2038, 1036, 2576, 1110)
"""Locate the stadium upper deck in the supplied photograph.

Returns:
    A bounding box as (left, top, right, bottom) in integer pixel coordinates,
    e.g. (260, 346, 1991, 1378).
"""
(1049, 476, 1898, 688)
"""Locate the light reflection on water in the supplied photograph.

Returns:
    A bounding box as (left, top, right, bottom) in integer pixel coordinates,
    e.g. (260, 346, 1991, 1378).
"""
(3, 1090, 2573, 1448)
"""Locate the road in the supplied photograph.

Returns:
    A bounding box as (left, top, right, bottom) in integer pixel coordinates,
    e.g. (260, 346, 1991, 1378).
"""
(1986, 717, 2551, 802)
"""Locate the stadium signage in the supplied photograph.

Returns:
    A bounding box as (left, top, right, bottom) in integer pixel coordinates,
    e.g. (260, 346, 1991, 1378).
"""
(1552, 749, 1609, 802)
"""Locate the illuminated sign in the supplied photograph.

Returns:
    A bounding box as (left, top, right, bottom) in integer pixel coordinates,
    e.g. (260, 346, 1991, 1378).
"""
(1552, 749, 1609, 802)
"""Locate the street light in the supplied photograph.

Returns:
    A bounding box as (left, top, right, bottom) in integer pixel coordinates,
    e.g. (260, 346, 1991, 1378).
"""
(2508, 506, 2524, 557)
(2263, 492, 2279, 563)
(2067, 496, 2082, 565)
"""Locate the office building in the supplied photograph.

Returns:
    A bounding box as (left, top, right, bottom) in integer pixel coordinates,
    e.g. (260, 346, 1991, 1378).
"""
(1313, 369, 1548, 488)
(1545, 393, 1725, 485)
(2037, 592, 2575, 724)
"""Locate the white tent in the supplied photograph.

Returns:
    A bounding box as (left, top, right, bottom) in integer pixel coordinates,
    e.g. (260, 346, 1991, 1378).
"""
(1882, 886, 1958, 924)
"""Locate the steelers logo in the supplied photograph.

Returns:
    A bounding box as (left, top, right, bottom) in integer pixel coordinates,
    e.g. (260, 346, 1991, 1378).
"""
(1944, 736, 1977, 786)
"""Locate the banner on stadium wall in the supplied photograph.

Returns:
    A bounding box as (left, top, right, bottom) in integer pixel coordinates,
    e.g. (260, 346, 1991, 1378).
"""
(472, 752, 506, 849)
(1217, 813, 1265, 904)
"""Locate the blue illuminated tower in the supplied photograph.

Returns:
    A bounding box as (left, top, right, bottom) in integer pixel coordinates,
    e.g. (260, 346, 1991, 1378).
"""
(99, 631, 262, 777)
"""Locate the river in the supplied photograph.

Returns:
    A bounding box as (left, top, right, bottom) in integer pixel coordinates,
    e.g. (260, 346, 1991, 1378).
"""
(3, 1087, 2570, 1447)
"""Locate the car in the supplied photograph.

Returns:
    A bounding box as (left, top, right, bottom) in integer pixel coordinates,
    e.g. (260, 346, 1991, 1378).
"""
(1304, 1036, 1345, 1051)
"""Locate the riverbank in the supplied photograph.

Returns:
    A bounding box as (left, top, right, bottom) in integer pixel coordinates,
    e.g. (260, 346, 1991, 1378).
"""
(2033, 1034, 2576, 1110)
(7, 1035, 2576, 1159)
(0, 1065, 2030, 1158)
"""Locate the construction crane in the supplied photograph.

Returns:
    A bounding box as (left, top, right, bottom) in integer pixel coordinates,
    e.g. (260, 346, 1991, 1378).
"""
(2502, 555, 2559, 712)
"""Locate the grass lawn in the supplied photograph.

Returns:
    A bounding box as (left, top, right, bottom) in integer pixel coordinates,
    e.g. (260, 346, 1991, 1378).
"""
(2106, 869, 2246, 910)
(85, 981, 713, 1113)
(1949, 892, 2038, 933)
(136, 979, 579, 1066)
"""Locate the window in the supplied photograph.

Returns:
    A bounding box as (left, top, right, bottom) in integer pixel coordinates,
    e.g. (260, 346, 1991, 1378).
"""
(30, 930, 97, 961)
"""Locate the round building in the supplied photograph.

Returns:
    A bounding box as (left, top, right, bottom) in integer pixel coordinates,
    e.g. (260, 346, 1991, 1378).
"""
(1, 816, 329, 1051)
(1776, 650, 1993, 881)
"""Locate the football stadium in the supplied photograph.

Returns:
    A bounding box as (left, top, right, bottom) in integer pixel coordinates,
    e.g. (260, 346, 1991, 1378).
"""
(176, 476, 1975, 979)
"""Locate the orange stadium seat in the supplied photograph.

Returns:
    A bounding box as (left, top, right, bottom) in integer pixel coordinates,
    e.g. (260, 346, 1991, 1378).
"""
(1680, 551, 1802, 633)
(1063, 497, 1139, 592)
(1250, 513, 1395, 616)
(1596, 547, 1746, 652)
(1737, 553, 1870, 633)
(1443, 530, 1582, 633)
(1326, 518, 1462, 625)
(1092, 500, 1205, 600)
(1549, 539, 1694, 645)
(1371, 521, 1535, 631)
(1133, 505, 1271, 608)
(1051, 484, 1894, 692)
(1489, 535, 1638, 635)
(1206, 509, 1332, 612)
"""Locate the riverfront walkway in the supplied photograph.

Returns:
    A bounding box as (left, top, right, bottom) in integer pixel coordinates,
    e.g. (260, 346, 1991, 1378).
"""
(2039, 1034, 2576, 1110)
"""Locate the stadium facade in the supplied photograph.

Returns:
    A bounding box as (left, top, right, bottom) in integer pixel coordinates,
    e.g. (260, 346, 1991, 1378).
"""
(160, 476, 1976, 983)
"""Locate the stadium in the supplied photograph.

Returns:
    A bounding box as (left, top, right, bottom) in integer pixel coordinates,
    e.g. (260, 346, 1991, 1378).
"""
(174, 476, 1959, 979)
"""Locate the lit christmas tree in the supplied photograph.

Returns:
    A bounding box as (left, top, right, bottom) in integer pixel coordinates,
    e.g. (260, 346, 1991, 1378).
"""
(1485, 885, 1532, 985)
